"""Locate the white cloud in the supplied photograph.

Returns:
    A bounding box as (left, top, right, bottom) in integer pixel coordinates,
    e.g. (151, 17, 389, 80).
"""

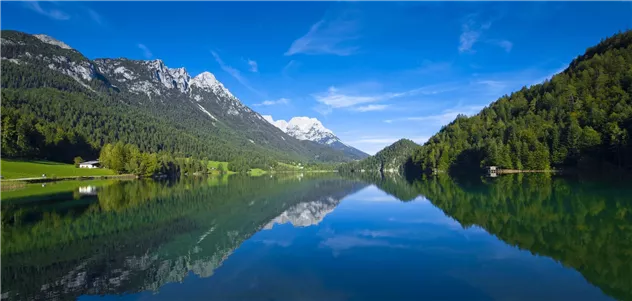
(87, 8, 104, 26)
(353, 104, 389, 112)
(254, 98, 289, 107)
(312, 85, 447, 114)
(285, 14, 360, 56)
(459, 27, 481, 53)
(492, 40, 513, 52)
(282, 60, 300, 77)
(211, 51, 263, 97)
(25, 1, 70, 20)
(313, 104, 333, 116)
(459, 16, 512, 53)
(247, 59, 258, 72)
(137, 44, 152, 59)
(396, 105, 485, 125)
(313, 87, 381, 109)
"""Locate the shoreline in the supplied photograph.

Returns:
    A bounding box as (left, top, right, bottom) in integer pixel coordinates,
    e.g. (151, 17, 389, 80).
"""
(1, 174, 137, 184)
(1, 170, 340, 184)
(496, 169, 561, 174)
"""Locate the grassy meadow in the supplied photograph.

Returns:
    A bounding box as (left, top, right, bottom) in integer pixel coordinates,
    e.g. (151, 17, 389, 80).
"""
(0, 159, 116, 180)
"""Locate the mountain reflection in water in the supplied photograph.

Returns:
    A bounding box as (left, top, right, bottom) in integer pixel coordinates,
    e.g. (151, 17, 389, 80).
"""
(1, 173, 630, 301)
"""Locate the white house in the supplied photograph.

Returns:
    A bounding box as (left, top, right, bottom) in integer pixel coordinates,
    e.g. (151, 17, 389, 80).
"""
(79, 160, 100, 169)
(79, 186, 98, 195)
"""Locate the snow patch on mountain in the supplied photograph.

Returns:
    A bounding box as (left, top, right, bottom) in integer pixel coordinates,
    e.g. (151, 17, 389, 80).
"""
(263, 197, 339, 229)
(263, 115, 369, 159)
(263, 115, 338, 144)
(34, 34, 72, 50)
(197, 104, 217, 121)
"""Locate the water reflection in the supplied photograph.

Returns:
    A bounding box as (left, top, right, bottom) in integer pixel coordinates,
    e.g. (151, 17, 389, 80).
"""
(410, 174, 632, 301)
(351, 172, 632, 301)
(1, 175, 367, 301)
(1, 173, 630, 301)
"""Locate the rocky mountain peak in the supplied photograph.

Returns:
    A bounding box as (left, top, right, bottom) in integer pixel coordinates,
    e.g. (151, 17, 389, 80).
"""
(191, 71, 234, 99)
(263, 115, 338, 143)
(263, 197, 339, 229)
(263, 115, 369, 159)
(33, 34, 72, 50)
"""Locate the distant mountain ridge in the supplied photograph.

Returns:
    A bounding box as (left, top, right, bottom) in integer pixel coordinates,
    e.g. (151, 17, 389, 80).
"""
(340, 139, 421, 174)
(0, 30, 357, 164)
(263, 115, 369, 160)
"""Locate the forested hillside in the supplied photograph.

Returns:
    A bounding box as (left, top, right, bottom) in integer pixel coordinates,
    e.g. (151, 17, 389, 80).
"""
(0, 30, 353, 168)
(339, 139, 420, 173)
(412, 30, 632, 173)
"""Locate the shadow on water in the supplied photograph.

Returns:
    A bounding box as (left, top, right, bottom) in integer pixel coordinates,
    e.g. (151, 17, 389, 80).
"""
(350, 171, 632, 301)
(1, 174, 368, 301)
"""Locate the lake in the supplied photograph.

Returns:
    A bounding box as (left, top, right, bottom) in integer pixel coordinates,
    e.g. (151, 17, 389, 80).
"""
(1, 173, 630, 301)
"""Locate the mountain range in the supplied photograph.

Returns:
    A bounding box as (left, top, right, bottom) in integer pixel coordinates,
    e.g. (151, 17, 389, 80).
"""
(0, 30, 362, 164)
(263, 115, 368, 160)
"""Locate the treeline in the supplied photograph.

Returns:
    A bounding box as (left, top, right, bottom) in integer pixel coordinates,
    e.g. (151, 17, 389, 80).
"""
(339, 139, 420, 174)
(1, 30, 355, 167)
(0, 82, 307, 172)
(348, 172, 632, 300)
(411, 30, 632, 173)
(1, 107, 99, 162)
(99, 142, 219, 176)
(412, 174, 632, 301)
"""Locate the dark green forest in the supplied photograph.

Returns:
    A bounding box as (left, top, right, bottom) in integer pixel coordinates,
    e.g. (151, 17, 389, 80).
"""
(339, 139, 421, 173)
(0, 30, 351, 170)
(349, 172, 632, 301)
(1, 175, 366, 301)
(411, 174, 632, 301)
(412, 31, 632, 173)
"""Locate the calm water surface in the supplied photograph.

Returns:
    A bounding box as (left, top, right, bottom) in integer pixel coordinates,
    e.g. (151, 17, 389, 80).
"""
(1, 174, 630, 301)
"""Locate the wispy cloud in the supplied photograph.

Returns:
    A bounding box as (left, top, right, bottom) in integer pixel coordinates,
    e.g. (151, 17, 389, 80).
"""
(86, 8, 104, 26)
(211, 51, 264, 97)
(254, 98, 289, 107)
(282, 60, 301, 76)
(247, 59, 258, 73)
(459, 25, 482, 53)
(137, 44, 152, 59)
(353, 104, 389, 112)
(314, 87, 382, 109)
(390, 105, 485, 125)
(24, 1, 70, 20)
(312, 84, 452, 115)
(459, 15, 512, 53)
(285, 10, 360, 56)
(491, 39, 513, 52)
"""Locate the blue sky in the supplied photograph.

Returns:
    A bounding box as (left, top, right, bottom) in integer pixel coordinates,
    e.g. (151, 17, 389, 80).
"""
(3, 1, 632, 154)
